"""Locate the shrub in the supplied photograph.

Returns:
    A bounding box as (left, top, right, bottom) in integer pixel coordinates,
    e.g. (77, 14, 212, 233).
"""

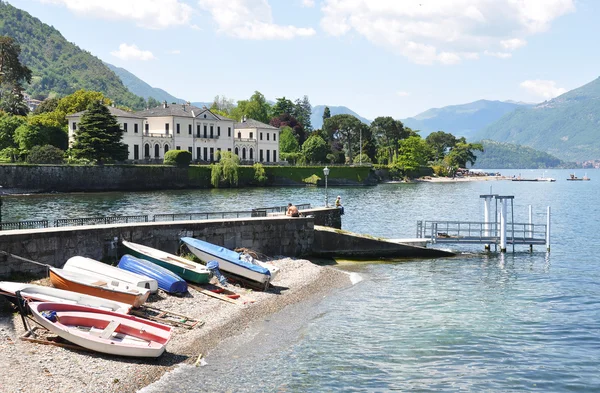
(164, 150, 192, 167)
(26, 145, 65, 164)
(253, 162, 268, 185)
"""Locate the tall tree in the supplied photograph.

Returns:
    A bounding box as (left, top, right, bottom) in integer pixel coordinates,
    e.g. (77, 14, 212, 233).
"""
(371, 116, 409, 164)
(426, 131, 458, 161)
(395, 136, 434, 171)
(279, 126, 300, 153)
(323, 114, 364, 164)
(302, 134, 329, 164)
(445, 140, 484, 168)
(14, 122, 67, 152)
(211, 95, 235, 113)
(0, 36, 32, 115)
(270, 113, 307, 145)
(322, 106, 331, 125)
(271, 97, 295, 118)
(0, 112, 25, 150)
(71, 101, 128, 164)
(293, 95, 312, 132)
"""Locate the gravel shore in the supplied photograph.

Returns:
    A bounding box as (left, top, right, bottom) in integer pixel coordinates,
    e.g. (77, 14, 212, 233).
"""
(0, 258, 352, 393)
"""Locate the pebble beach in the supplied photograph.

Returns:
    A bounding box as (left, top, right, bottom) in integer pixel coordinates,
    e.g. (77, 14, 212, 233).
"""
(0, 258, 352, 393)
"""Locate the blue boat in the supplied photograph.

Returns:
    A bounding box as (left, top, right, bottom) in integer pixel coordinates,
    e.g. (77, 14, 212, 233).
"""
(180, 237, 280, 290)
(118, 254, 188, 294)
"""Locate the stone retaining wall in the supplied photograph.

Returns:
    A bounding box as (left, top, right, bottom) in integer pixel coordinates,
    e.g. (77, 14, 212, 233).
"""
(0, 216, 314, 278)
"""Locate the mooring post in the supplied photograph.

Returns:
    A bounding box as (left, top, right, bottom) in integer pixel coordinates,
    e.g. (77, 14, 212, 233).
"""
(480, 194, 496, 251)
(529, 205, 533, 252)
(546, 206, 551, 252)
(499, 199, 507, 252)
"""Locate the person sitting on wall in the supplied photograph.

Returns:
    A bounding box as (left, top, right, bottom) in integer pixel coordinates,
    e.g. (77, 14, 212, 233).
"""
(335, 196, 344, 215)
(287, 203, 300, 217)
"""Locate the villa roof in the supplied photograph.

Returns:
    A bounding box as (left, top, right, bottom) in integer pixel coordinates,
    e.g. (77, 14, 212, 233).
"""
(135, 104, 233, 121)
(234, 118, 279, 130)
(67, 106, 145, 119)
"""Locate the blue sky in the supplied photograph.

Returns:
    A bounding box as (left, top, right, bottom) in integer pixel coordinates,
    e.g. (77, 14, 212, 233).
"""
(9, 0, 600, 119)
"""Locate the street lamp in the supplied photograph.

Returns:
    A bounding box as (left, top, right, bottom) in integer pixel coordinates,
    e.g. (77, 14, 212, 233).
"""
(323, 166, 330, 207)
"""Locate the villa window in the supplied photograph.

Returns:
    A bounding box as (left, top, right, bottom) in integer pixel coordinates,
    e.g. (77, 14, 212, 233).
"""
(203, 125, 207, 138)
(250, 132, 253, 139)
(176, 124, 180, 134)
(228, 127, 231, 137)
(165, 123, 169, 134)
(274, 133, 276, 142)
(134, 124, 138, 133)
(260, 133, 263, 140)
(210, 125, 214, 138)
(267, 133, 269, 141)
(217, 126, 221, 136)
(145, 123, 149, 133)
(72, 122, 77, 131)
(188, 124, 192, 135)
(176, 145, 181, 150)
(123, 123, 127, 132)
(238, 132, 241, 139)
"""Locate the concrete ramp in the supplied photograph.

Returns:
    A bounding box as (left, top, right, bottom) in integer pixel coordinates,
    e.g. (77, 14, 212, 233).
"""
(312, 225, 454, 258)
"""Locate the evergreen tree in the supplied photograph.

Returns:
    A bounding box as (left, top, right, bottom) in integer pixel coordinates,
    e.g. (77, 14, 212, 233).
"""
(322, 106, 331, 125)
(71, 101, 128, 164)
(293, 95, 312, 132)
(0, 36, 31, 115)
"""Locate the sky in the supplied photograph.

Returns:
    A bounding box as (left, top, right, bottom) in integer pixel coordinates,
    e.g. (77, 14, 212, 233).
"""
(8, 0, 600, 120)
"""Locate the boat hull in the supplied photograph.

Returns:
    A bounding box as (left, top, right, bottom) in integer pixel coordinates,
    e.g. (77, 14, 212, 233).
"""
(49, 268, 148, 308)
(118, 255, 188, 294)
(0, 281, 131, 314)
(29, 302, 172, 357)
(64, 256, 158, 294)
(180, 237, 279, 290)
(121, 241, 210, 284)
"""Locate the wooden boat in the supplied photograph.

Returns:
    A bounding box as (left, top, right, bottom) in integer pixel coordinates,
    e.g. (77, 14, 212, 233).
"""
(121, 240, 210, 284)
(180, 237, 280, 290)
(29, 302, 172, 357)
(49, 267, 149, 308)
(117, 254, 188, 294)
(64, 256, 158, 294)
(0, 281, 131, 314)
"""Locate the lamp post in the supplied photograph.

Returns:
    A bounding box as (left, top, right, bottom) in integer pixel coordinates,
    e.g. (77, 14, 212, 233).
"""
(323, 166, 330, 207)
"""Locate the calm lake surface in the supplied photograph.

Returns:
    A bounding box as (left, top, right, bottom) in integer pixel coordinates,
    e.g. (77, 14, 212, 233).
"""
(4, 168, 600, 392)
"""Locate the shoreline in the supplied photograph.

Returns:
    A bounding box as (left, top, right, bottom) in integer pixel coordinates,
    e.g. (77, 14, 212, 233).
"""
(413, 175, 511, 182)
(0, 258, 353, 393)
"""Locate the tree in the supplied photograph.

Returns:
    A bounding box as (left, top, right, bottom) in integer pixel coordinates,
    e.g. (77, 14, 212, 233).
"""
(33, 97, 60, 114)
(231, 91, 271, 123)
(253, 162, 268, 185)
(70, 101, 128, 164)
(270, 113, 307, 145)
(302, 134, 329, 164)
(30, 90, 109, 128)
(271, 97, 295, 118)
(26, 145, 65, 164)
(147, 97, 160, 109)
(294, 95, 312, 132)
(323, 114, 364, 164)
(0, 36, 32, 115)
(0, 112, 25, 150)
(279, 126, 300, 153)
(211, 151, 240, 187)
(426, 131, 458, 161)
(211, 95, 235, 113)
(371, 117, 409, 164)
(14, 122, 68, 152)
(445, 141, 484, 168)
(322, 106, 331, 125)
(395, 136, 433, 171)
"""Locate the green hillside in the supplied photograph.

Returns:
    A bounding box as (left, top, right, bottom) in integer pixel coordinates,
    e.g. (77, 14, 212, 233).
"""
(477, 77, 600, 162)
(402, 100, 531, 139)
(0, 1, 145, 109)
(471, 140, 573, 169)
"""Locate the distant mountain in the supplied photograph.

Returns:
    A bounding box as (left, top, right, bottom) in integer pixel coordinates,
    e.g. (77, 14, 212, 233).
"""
(401, 100, 532, 139)
(312, 105, 371, 129)
(0, 1, 144, 109)
(105, 63, 184, 104)
(477, 77, 600, 162)
(471, 140, 573, 169)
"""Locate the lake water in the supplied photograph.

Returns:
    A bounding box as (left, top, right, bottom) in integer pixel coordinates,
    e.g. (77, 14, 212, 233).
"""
(4, 168, 600, 392)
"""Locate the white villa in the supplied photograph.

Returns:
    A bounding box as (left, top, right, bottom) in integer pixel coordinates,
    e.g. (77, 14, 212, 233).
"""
(66, 102, 280, 163)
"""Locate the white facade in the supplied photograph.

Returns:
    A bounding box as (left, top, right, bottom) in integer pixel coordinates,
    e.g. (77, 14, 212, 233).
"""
(66, 103, 279, 163)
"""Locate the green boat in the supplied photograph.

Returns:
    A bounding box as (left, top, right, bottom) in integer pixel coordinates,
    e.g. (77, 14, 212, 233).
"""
(121, 240, 210, 284)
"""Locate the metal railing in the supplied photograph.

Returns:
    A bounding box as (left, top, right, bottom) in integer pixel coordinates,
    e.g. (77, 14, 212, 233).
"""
(0, 220, 49, 231)
(0, 203, 312, 231)
(55, 215, 149, 227)
(416, 220, 547, 245)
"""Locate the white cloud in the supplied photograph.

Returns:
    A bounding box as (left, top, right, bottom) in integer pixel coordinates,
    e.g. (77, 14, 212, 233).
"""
(302, 0, 315, 7)
(198, 0, 316, 40)
(520, 79, 567, 99)
(396, 91, 410, 97)
(38, 0, 193, 29)
(484, 50, 512, 59)
(320, 0, 574, 65)
(169, 49, 182, 55)
(501, 38, 527, 50)
(111, 43, 156, 61)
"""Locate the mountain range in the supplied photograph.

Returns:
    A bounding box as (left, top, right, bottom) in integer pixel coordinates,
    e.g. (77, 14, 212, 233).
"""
(476, 77, 600, 162)
(401, 100, 533, 139)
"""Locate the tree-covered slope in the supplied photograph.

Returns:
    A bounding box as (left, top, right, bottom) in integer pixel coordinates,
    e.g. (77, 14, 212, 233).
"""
(0, 1, 144, 109)
(105, 62, 185, 104)
(311, 105, 371, 129)
(471, 140, 573, 169)
(477, 77, 600, 162)
(401, 100, 531, 139)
